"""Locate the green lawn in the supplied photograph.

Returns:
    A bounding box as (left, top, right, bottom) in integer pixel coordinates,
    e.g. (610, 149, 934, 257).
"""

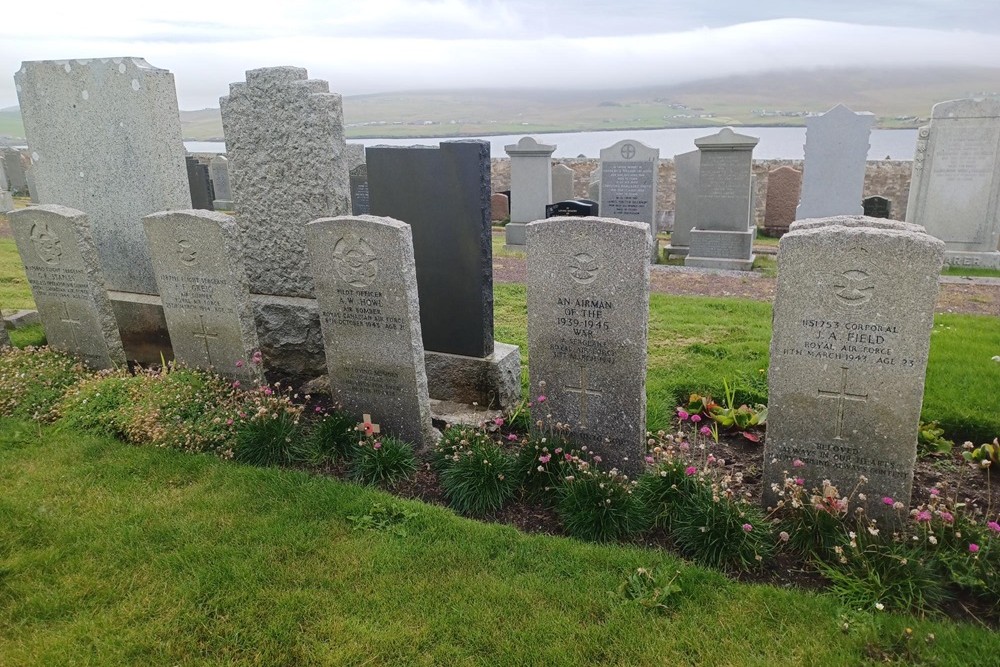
(1, 418, 996, 665)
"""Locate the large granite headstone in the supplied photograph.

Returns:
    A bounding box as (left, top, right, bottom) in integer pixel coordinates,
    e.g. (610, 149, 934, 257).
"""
(15, 58, 191, 362)
(526, 216, 650, 475)
(144, 210, 261, 382)
(504, 137, 556, 248)
(306, 215, 435, 447)
(220, 66, 351, 380)
(350, 164, 370, 215)
(367, 140, 520, 409)
(9, 205, 125, 368)
(906, 98, 1000, 269)
(763, 216, 944, 523)
(185, 156, 215, 210)
(684, 128, 758, 270)
(762, 166, 802, 236)
(598, 139, 659, 263)
(796, 105, 873, 220)
(209, 155, 233, 211)
(551, 163, 576, 203)
(863, 196, 891, 219)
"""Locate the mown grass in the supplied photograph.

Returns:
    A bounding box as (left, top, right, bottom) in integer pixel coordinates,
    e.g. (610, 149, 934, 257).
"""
(1, 418, 997, 665)
(941, 265, 1000, 278)
(0, 236, 33, 312)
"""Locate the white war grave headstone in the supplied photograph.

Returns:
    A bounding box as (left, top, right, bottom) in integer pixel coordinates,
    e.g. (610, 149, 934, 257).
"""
(210, 155, 234, 211)
(796, 104, 874, 220)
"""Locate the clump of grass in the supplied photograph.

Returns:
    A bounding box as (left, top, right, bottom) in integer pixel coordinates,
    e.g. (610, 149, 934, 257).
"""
(231, 383, 305, 466)
(557, 467, 650, 543)
(0, 346, 92, 421)
(671, 486, 773, 570)
(300, 408, 358, 464)
(438, 434, 518, 515)
(350, 435, 417, 487)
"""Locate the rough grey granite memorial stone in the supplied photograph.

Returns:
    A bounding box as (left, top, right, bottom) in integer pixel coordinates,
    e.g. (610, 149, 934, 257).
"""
(598, 139, 659, 263)
(665, 149, 700, 256)
(367, 140, 521, 409)
(551, 163, 575, 204)
(685, 128, 759, 270)
(209, 155, 233, 211)
(526, 216, 650, 475)
(504, 137, 556, 249)
(186, 156, 215, 210)
(1, 148, 28, 194)
(796, 105, 874, 220)
(15, 57, 191, 362)
(0, 191, 12, 214)
(762, 166, 802, 236)
(906, 98, 1000, 269)
(144, 210, 262, 382)
(9, 205, 125, 369)
(306, 215, 435, 448)
(220, 66, 351, 379)
(763, 215, 944, 523)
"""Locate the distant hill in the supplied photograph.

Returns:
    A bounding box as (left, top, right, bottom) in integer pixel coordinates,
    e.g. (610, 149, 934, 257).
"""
(2, 66, 999, 142)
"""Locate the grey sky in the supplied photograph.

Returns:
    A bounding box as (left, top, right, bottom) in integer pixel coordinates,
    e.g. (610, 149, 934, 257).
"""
(2, 1, 998, 109)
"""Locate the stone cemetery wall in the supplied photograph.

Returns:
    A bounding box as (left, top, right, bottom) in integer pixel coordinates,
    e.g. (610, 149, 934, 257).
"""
(526, 216, 650, 475)
(144, 210, 262, 383)
(306, 215, 435, 448)
(763, 216, 944, 523)
(9, 205, 126, 369)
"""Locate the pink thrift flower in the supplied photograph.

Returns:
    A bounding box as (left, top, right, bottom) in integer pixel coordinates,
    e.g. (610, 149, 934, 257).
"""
(699, 426, 711, 436)
(232, 381, 241, 389)
(645, 456, 654, 464)
(969, 543, 980, 553)
(251, 350, 263, 364)
(507, 433, 518, 442)
(537, 395, 547, 403)
(938, 511, 954, 524)
(373, 441, 382, 450)
(564, 453, 573, 461)
(225, 418, 233, 426)
(685, 466, 697, 476)
(592, 455, 602, 463)
(707, 454, 716, 464)
(493, 417, 504, 426)
(792, 459, 805, 468)
(691, 414, 702, 424)
(795, 478, 804, 486)
(916, 511, 932, 523)
(235, 359, 244, 368)
(555, 448, 563, 454)
(929, 488, 940, 496)
(677, 409, 689, 421)
(679, 442, 690, 451)
(988, 521, 1000, 533)
(315, 406, 323, 413)
(539, 454, 551, 464)
(882, 497, 894, 506)
(742, 523, 753, 532)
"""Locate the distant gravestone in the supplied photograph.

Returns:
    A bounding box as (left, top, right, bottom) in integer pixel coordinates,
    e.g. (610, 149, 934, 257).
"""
(527, 216, 650, 475)
(15, 58, 191, 362)
(545, 199, 598, 218)
(906, 98, 1000, 269)
(345, 144, 366, 172)
(667, 149, 700, 254)
(490, 192, 509, 221)
(306, 215, 435, 447)
(504, 137, 556, 248)
(367, 140, 520, 408)
(796, 105, 874, 220)
(209, 155, 233, 210)
(763, 215, 944, 523)
(762, 166, 802, 236)
(551, 163, 576, 203)
(685, 128, 758, 270)
(0, 323, 9, 349)
(185, 156, 215, 210)
(144, 210, 261, 382)
(24, 166, 39, 204)
(0, 156, 8, 191)
(220, 66, 351, 379)
(0, 191, 12, 214)
(1, 149, 28, 194)
(599, 139, 659, 263)
(350, 164, 370, 215)
(863, 196, 891, 219)
(9, 205, 125, 368)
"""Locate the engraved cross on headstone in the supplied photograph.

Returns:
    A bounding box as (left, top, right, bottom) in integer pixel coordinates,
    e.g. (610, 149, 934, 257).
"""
(59, 302, 83, 354)
(817, 366, 869, 440)
(192, 315, 220, 367)
(564, 366, 603, 428)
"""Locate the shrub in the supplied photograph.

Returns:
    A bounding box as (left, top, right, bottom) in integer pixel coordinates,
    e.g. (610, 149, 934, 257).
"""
(557, 468, 650, 542)
(350, 435, 417, 487)
(439, 435, 518, 515)
(0, 346, 92, 421)
(671, 486, 773, 570)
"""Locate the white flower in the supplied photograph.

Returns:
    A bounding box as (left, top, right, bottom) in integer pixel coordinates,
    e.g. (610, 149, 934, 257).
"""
(875, 603, 885, 611)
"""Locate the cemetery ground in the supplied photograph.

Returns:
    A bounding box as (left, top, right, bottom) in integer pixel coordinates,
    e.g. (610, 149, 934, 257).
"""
(2, 212, 1000, 662)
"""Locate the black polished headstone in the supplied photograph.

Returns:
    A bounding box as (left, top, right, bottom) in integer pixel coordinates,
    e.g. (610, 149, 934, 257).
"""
(367, 140, 494, 358)
(545, 198, 599, 218)
(185, 156, 215, 211)
(862, 195, 891, 219)
(350, 164, 370, 215)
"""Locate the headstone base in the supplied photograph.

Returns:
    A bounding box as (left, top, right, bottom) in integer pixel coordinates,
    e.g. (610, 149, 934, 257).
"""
(505, 222, 527, 245)
(684, 255, 755, 271)
(685, 228, 755, 271)
(107, 293, 174, 364)
(664, 245, 689, 257)
(425, 342, 521, 410)
(942, 250, 1000, 270)
(250, 294, 325, 383)
(502, 244, 527, 254)
(213, 199, 234, 211)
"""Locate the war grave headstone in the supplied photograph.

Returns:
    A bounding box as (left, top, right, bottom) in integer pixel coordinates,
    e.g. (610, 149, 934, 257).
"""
(15, 58, 191, 362)
(367, 140, 521, 409)
(220, 66, 352, 380)
(306, 215, 435, 447)
(551, 163, 576, 203)
(796, 105, 874, 220)
(664, 149, 699, 256)
(763, 215, 944, 523)
(350, 164, 370, 215)
(1, 148, 28, 194)
(0, 191, 12, 214)
(9, 205, 126, 369)
(906, 98, 1000, 269)
(762, 166, 802, 237)
(684, 128, 758, 270)
(490, 192, 509, 221)
(186, 156, 215, 210)
(863, 196, 891, 219)
(24, 166, 39, 204)
(144, 210, 262, 383)
(504, 137, 556, 249)
(527, 216, 650, 475)
(209, 155, 233, 211)
(598, 139, 659, 263)
(545, 199, 598, 218)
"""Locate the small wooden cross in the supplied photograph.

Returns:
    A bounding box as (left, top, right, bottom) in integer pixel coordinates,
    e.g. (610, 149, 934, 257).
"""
(361, 414, 381, 436)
